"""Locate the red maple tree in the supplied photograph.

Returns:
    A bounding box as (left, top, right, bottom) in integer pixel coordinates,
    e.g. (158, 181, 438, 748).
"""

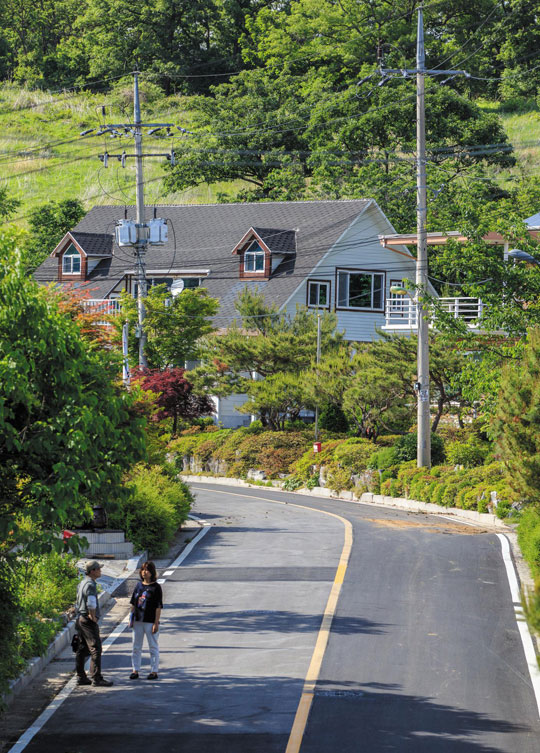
(135, 367, 214, 435)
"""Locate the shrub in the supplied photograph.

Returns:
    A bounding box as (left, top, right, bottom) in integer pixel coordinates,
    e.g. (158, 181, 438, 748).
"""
(446, 438, 491, 468)
(0, 563, 23, 695)
(333, 439, 374, 471)
(518, 506, 540, 577)
(7, 551, 79, 671)
(367, 446, 397, 470)
(326, 466, 354, 494)
(290, 439, 345, 484)
(109, 465, 193, 555)
(393, 432, 445, 465)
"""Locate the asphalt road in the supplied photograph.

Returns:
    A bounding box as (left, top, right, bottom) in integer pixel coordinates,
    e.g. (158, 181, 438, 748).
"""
(17, 483, 540, 753)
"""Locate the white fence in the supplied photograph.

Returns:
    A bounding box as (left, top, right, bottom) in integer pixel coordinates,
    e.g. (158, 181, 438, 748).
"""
(81, 299, 122, 316)
(384, 297, 483, 330)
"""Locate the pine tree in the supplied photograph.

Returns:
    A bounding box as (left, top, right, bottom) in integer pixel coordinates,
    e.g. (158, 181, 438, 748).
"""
(494, 328, 540, 503)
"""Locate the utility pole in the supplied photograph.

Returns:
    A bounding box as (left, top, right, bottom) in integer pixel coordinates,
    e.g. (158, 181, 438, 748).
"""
(378, 9, 470, 468)
(314, 313, 321, 442)
(133, 70, 149, 368)
(91, 70, 177, 368)
(415, 8, 430, 468)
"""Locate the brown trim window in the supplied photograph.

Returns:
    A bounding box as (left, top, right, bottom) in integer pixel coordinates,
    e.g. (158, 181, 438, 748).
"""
(307, 280, 330, 308)
(337, 269, 385, 310)
(62, 244, 81, 275)
(243, 241, 265, 273)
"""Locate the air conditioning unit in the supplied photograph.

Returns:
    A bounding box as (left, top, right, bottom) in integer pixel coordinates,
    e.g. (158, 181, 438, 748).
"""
(148, 218, 168, 245)
(115, 220, 137, 246)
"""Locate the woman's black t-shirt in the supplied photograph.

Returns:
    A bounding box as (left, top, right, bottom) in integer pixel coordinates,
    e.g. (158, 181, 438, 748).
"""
(130, 581, 163, 623)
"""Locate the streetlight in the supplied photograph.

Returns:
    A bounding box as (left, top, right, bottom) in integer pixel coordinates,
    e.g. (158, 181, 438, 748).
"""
(389, 285, 430, 468)
(508, 249, 540, 266)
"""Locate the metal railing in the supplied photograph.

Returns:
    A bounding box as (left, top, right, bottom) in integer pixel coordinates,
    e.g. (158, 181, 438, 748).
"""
(384, 297, 483, 330)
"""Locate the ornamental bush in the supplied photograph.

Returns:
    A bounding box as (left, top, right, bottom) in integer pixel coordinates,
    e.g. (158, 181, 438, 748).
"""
(109, 465, 193, 555)
(446, 437, 492, 468)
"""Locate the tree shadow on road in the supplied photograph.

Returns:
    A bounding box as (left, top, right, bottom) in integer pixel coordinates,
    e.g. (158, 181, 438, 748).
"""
(162, 605, 389, 635)
(304, 679, 533, 752)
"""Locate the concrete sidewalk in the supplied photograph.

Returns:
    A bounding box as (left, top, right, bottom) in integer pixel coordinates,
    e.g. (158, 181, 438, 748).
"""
(0, 520, 201, 753)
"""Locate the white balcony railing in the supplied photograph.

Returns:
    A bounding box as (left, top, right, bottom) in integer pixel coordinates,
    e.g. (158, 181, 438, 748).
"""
(82, 299, 122, 316)
(384, 297, 484, 331)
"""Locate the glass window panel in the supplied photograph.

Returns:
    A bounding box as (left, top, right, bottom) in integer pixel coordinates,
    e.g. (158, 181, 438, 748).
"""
(373, 274, 383, 309)
(309, 283, 318, 306)
(63, 249, 81, 273)
(244, 252, 264, 272)
(348, 273, 372, 308)
(319, 284, 328, 306)
(338, 272, 348, 306)
(183, 278, 200, 288)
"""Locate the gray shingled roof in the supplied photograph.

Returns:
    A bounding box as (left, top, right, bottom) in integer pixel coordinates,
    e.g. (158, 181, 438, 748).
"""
(34, 199, 372, 320)
(70, 232, 114, 257)
(250, 227, 297, 255)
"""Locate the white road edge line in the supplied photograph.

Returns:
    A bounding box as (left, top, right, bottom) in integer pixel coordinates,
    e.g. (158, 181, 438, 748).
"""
(497, 533, 540, 718)
(438, 515, 479, 528)
(8, 520, 211, 753)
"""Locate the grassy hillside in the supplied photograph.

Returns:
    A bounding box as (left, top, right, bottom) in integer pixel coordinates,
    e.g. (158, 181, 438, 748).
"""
(0, 82, 246, 226)
(2, 82, 540, 227)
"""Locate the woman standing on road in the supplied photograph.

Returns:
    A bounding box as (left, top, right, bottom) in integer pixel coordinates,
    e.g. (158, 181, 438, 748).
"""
(129, 561, 163, 680)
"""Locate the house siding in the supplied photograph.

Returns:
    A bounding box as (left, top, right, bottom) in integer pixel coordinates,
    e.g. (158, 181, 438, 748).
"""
(283, 204, 416, 341)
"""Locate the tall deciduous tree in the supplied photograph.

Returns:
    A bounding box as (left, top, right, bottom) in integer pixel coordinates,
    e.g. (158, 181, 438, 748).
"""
(0, 228, 146, 557)
(115, 284, 219, 370)
(25, 198, 85, 272)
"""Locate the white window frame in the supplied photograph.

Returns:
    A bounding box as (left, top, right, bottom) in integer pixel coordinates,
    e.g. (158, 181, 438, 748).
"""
(337, 269, 385, 311)
(307, 280, 330, 309)
(244, 241, 265, 273)
(62, 245, 81, 275)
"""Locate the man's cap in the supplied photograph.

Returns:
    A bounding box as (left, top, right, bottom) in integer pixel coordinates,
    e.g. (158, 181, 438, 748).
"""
(85, 560, 103, 574)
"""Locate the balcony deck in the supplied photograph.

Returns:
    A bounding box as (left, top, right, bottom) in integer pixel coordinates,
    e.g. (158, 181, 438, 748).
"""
(384, 297, 484, 331)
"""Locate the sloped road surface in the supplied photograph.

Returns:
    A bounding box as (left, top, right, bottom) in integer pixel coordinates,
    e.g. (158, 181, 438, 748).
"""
(16, 483, 540, 753)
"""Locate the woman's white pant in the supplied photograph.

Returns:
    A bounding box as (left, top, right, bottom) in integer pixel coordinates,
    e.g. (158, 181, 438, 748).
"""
(132, 622, 159, 673)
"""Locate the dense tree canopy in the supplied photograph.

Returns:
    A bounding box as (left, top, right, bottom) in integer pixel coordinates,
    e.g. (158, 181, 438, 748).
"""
(115, 284, 219, 370)
(25, 199, 85, 272)
(0, 229, 146, 557)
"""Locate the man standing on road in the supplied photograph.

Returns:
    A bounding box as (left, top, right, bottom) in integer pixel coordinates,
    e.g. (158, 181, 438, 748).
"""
(75, 560, 113, 687)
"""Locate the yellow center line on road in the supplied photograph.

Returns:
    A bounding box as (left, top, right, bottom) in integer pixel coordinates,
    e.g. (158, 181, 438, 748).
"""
(196, 487, 354, 753)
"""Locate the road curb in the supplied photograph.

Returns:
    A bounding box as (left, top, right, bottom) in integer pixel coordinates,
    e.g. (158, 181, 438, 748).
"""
(181, 474, 511, 530)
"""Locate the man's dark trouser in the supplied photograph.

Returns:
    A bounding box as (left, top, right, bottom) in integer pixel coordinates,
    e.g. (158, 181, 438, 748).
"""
(75, 616, 102, 681)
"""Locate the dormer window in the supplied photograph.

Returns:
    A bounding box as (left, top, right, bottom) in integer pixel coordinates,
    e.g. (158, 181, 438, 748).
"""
(62, 244, 81, 275)
(244, 241, 265, 273)
(232, 226, 295, 280)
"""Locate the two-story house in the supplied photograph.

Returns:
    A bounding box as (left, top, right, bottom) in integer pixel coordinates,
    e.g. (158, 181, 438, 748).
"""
(35, 198, 422, 426)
